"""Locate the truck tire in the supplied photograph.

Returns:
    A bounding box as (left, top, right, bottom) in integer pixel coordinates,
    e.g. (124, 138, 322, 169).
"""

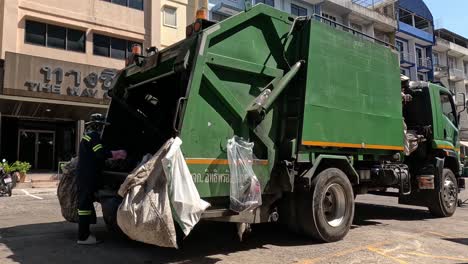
(428, 169, 458, 217)
(298, 168, 355, 242)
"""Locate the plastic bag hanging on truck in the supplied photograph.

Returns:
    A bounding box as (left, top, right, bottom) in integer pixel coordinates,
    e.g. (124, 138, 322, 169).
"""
(162, 137, 210, 236)
(117, 139, 178, 248)
(227, 136, 262, 213)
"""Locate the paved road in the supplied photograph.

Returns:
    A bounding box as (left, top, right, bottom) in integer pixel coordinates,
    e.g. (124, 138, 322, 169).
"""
(1, 188, 468, 264)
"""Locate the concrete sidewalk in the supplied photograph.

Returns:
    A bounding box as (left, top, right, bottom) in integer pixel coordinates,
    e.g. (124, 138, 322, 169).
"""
(16, 173, 59, 189)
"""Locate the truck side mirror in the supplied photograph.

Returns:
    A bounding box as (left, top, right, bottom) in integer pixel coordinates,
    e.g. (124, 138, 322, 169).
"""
(456, 93, 467, 114)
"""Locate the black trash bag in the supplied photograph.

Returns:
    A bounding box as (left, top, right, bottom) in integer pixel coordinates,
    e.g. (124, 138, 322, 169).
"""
(100, 195, 123, 233)
(57, 158, 79, 223)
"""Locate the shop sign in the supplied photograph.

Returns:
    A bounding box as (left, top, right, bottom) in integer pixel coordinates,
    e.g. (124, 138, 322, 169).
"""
(3, 52, 122, 102)
(24, 66, 117, 99)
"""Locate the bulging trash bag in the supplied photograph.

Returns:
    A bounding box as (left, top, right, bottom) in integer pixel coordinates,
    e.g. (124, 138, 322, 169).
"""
(117, 139, 178, 248)
(163, 137, 210, 236)
(227, 136, 262, 213)
(117, 137, 209, 248)
(57, 157, 79, 223)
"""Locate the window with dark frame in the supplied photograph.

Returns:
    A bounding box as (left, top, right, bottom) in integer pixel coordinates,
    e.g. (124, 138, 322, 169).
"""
(47, 24, 66, 49)
(67, 29, 86, 52)
(102, 0, 144, 11)
(255, 0, 274, 7)
(433, 52, 439, 65)
(128, 0, 143, 10)
(93, 33, 142, 59)
(111, 37, 126, 60)
(396, 41, 403, 52)
(399, 8, 413, 25)
(94, 34, 111, 57)
(163, 6, 177, 27)
(291, 4, 307, 17)
(25, 20, 86, 53)
(25, 20, 46, 46)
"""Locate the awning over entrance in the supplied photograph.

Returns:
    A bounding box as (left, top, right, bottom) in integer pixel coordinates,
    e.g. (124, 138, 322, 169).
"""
(0, 94, 107, 121)
(460, 141, 468, 148)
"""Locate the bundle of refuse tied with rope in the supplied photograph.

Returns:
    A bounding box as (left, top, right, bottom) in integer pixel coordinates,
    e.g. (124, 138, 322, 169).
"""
(57, 157, 79, 223)
(117, 137, 210, 248)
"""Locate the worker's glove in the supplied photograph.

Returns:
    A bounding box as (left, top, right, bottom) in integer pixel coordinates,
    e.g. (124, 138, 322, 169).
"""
(111, 150, 127, 160)
(401, 93, 412, 103)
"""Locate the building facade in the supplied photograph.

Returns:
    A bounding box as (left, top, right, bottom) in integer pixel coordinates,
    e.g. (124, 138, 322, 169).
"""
(433, 28, 468, 140)
(0, 0, 195, 171)
(395, 0, 434, 81)
(208, 0, 397, 45)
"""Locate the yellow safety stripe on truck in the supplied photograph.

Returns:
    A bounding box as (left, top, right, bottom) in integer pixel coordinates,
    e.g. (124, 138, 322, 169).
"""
(302, 140, 404, 151)
(93, 144, 103, 152)
(185, 158, 268, 165)
(436, 144, 455, 150)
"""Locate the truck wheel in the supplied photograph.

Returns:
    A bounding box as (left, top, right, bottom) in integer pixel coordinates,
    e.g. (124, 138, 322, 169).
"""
(428, 169, 458, 217)
(298, 168, 355, 242)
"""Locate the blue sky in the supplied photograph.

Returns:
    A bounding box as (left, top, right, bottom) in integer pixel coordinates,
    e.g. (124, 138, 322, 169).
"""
(424, 0, 468, 37)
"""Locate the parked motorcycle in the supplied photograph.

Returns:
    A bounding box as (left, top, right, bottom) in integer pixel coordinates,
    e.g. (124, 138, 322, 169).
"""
(0, 159, 13, 197)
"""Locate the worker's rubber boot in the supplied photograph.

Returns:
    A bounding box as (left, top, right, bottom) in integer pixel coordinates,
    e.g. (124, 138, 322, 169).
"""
(77, 234, 101, 245)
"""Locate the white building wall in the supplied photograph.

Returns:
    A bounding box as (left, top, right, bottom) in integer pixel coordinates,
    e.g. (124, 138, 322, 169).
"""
(434, 34, 468, 139)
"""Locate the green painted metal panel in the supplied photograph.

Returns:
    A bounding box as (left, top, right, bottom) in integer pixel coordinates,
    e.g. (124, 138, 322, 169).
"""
(179, 5, 294, 197)
(301, 20, 403, 152)
(429, 83, 459, 151)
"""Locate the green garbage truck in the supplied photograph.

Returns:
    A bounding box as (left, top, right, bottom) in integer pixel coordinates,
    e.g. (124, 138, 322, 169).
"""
(98, 4, 466, 242)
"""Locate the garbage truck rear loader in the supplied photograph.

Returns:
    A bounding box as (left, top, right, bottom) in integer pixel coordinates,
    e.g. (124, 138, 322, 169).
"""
(99, 4, 465, 243)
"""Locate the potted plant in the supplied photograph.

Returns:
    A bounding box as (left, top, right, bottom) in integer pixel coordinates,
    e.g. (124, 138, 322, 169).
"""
(11, 161, 32, 183)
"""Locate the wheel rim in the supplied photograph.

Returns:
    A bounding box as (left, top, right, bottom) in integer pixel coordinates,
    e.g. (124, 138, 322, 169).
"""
(322, 183, 347, 227)
(442, 177, 457, 209)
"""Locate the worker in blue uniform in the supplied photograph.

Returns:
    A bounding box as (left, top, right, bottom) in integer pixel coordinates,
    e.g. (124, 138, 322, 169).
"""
(76, 113, 127, 245)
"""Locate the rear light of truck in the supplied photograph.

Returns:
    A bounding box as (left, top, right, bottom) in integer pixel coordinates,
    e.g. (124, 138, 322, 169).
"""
(186, 19, 217, 38)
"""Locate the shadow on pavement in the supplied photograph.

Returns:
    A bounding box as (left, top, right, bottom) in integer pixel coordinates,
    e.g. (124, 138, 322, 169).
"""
(352, 202, 434, 228)
(443, 238, 468, 246)
(0, 218, 314, 264)
(0, 202, 439, 264)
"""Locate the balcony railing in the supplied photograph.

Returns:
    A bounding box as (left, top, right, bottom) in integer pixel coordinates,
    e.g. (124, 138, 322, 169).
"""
(436, 37, 451, 47)
(434, 64, 448, 76)
(314, 14, 395, 49)
(351, 0, 396, 19)
(450, 68, 465, 80)
(417, 58, 432, 69)
(434, 64, 447, 71)
(399, 52, 415, 63)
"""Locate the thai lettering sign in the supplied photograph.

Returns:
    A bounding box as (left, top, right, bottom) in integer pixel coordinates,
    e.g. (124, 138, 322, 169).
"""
(24, 67, 117, 99)
(3, 52, 121, 103)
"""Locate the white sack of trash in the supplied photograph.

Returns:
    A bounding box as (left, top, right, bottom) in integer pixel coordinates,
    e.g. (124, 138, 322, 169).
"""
(117, 137, 210, 248)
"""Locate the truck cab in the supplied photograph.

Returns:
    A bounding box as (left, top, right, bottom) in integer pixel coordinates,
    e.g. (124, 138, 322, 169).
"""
(403, 81, 462, 176)
(400, 80, 465, 213)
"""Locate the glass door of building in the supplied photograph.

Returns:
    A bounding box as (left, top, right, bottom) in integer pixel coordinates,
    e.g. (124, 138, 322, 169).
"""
(18, 130, 55, 171)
